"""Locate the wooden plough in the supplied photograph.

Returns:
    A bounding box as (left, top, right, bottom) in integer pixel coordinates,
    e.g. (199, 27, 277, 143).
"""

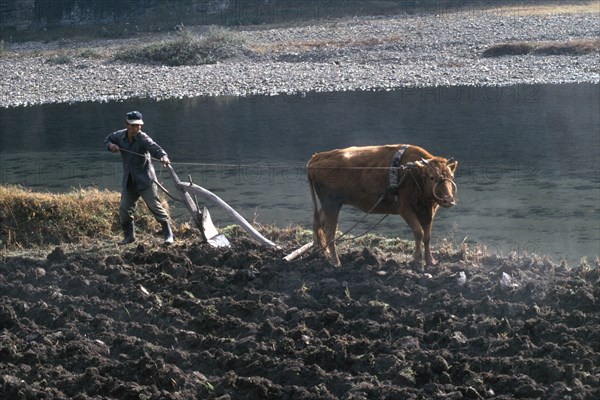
(165, 164, 278, 249)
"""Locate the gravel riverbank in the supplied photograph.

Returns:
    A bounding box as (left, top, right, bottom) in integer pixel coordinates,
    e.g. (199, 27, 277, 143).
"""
(1, 8, 598, 108)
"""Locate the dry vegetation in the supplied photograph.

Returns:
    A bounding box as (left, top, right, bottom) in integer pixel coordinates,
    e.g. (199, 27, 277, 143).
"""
(485, 1, 599, 16)
(483, 38, 600, 57)
(251, 34, 403, 55)
(0, 185, 163, 249)
(114, 26, 247, 66)
(0, 185, 430, 263)
(1, 2, 597, 66)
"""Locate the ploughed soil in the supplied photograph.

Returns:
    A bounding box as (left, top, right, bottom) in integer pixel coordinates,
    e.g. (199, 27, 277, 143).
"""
(1, 234, 599, 399)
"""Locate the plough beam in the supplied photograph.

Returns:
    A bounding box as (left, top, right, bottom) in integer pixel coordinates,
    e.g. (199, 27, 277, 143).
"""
(166, 164, 276, 248)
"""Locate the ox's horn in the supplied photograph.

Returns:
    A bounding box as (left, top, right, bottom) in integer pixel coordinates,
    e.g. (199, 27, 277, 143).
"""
(446, 157, 458, 172)
(415, 158, 431, 168)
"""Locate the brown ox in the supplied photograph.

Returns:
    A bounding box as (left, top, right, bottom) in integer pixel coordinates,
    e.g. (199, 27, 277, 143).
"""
(307, 144, 458, 267)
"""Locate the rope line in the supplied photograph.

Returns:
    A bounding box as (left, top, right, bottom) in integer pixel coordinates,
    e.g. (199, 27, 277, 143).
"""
(114, 148, 410, 170)
(288, 189, 393, 263)
(114, 147, 436, 260)
(336, 213, 391, 243)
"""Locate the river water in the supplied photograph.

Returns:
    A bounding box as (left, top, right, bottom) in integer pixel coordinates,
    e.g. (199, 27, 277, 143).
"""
(1, 83, 598, 264)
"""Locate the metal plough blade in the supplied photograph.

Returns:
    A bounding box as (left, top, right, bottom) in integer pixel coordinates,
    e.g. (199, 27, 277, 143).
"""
(202, 207, 230, 248)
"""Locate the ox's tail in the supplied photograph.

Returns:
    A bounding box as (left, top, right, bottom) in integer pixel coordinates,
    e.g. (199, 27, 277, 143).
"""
(307, 168, 319, 226)
(307, 168, 324, 250)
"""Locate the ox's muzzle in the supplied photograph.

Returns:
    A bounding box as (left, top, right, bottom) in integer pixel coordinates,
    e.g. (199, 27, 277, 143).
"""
(433, 178, 457, 207)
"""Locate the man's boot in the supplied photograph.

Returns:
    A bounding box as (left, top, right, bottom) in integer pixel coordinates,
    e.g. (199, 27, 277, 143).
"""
(160, 221, 174, 245)
(118, 221, 135, 245)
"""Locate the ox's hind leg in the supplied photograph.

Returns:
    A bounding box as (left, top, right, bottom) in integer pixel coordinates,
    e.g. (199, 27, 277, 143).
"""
(311, 180, 343, 266)
(323, 204, 342, 266)
(313, 208, 328, 257)
(314, 202, 342, 266)
(310, 176, 340, 265)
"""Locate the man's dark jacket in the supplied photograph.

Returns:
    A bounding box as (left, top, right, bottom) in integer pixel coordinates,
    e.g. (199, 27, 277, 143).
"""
(104, 129, 168, 191)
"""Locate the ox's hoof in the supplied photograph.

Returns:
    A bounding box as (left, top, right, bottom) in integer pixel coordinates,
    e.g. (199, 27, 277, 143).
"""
(323, 251, 341, 267)
(327, 258, 342, 268)
(410, 259, 424, 272)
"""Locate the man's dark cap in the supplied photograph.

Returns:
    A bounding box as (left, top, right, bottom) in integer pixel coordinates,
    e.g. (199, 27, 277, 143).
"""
(126, 111, 144, 125)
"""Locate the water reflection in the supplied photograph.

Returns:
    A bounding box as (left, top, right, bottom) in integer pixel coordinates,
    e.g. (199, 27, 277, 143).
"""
(1, 84, 598, 263)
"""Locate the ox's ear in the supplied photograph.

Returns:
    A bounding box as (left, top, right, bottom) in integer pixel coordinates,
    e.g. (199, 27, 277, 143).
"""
(447, 159, 458, 172)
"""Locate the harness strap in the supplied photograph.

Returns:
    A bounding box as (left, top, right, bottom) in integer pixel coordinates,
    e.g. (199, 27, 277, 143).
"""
(389, 145, 412, 190)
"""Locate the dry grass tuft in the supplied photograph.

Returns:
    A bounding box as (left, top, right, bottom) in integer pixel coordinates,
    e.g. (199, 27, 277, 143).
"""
(0, 185, 163, 248)
(115, 26, 247, 66)
(251, 34, 402, 55)
(482, 38, 600, 57)
(486, 1, 599, 16)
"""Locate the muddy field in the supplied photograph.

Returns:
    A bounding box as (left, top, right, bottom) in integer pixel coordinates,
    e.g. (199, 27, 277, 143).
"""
(1, 234, 598, 399)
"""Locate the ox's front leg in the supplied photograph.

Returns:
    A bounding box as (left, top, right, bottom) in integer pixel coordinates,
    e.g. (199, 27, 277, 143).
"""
(422, 223, 436, 266)
(423, 205, 439, 266)
(400, 211, 425, 267)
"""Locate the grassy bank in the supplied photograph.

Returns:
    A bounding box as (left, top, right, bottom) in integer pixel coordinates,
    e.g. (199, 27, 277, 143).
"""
(0, 185, 418, 260)
(1, 185, 597, 272)
(0, 185, 312, 253)
(0, 185, 163, 249)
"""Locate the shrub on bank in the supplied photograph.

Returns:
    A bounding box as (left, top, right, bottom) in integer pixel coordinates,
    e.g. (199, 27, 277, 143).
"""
(45, 53, 73, 64)
(115, 26, 247, 66)
(483, 38, 600, 57)
(0, 185, 163, 248)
